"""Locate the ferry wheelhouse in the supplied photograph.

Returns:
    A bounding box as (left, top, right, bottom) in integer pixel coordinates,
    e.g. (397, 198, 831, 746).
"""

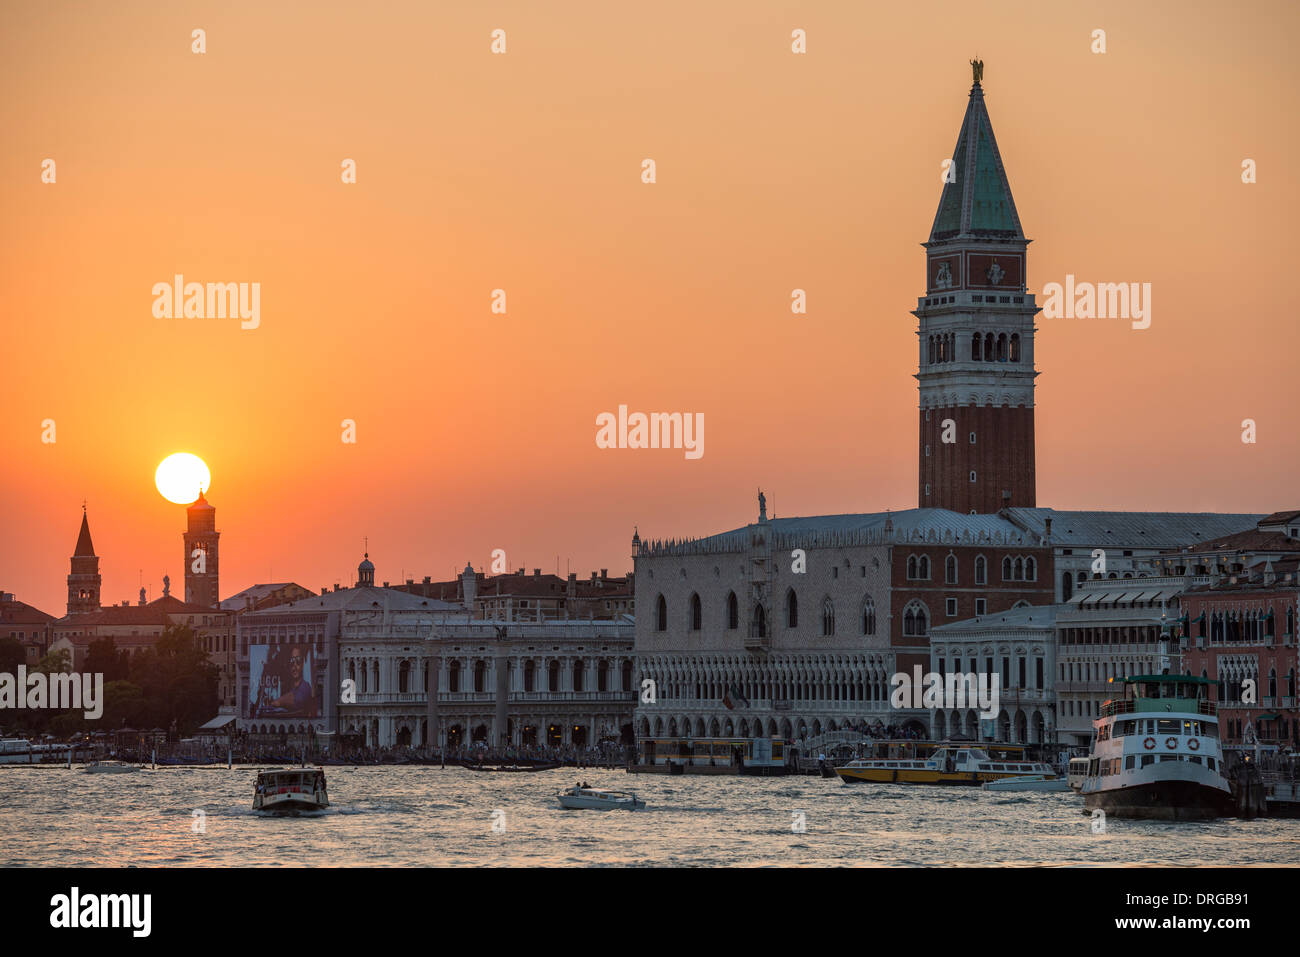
(835, 742, 1055, 786)
(253, 768, 329, 813)
(1080, 675, 1232, 820)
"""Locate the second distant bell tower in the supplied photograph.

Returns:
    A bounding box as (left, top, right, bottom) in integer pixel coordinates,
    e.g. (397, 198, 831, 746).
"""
(184, 492, 220, 608)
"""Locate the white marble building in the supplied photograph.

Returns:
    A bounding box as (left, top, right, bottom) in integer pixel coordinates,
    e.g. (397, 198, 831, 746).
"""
(929, 604, 1057, 745)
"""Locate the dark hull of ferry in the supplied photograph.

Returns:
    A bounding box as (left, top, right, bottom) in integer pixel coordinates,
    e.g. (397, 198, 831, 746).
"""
(1083, 780, 1233, 820)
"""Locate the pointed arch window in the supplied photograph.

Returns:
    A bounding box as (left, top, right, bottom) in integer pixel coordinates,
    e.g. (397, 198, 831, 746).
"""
(786, 589, 798, 629)
(1002, 557, 1013, 581)
(902, 601, 929, 637)
(945, 554, 958, 585)
(971, 333, 981, 361)
(1025, 556, 1036, 581)
(821, 598, 836, 636)
(975, 555, 987, 585)
(656, 594, 668, 631)
(726, 592, 739, 630)
(984, 333, 994, 361)
(690, 593, 702, 631)
(861, 597, 876, 636)
(751, 604, 768, 639)
(1010, 333, 1021, 362)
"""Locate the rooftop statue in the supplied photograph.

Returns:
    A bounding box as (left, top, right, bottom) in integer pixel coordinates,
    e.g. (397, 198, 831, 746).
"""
(970, 58, 983, 85)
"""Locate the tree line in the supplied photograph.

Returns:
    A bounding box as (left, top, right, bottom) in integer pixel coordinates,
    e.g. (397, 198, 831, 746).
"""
(0, 624, 219, 737)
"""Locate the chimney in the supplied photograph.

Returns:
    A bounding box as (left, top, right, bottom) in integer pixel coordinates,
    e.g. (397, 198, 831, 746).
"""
(321, 587, 328, 596)
(600, 568, 608, 578)
(1044, 517, 1052, 538)
(533, 568, 541, 577)
(423, 576, 431, 584)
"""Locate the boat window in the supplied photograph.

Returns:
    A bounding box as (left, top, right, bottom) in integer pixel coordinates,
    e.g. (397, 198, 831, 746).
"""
(1156, 719, 1180, 735)
(1207, 758, 1216, 771)
(979, 764, 991, 771)
(1141, 755, 1155, 768)
(1189, 756, 1202, 765)
(991, 764, 1004, 770)
(1124, 755, 1135, 769)
(1159, 754, 1178, 762)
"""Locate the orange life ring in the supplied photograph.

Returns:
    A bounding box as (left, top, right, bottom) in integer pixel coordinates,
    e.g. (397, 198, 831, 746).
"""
(1143, 737, 1156, 750)
(1188, 738, 1200, 750)
(1165, 737, 1177, 750)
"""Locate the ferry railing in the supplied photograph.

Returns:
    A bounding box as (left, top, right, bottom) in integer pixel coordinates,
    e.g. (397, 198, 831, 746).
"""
(1100, 699, 1217, 718)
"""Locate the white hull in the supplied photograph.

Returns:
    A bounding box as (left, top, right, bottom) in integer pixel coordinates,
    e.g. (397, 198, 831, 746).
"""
(982, 775, 1070, 792)
(255, 791, 328, 813)
(557, 789, 644, 810)
(84, 763, 138, 774)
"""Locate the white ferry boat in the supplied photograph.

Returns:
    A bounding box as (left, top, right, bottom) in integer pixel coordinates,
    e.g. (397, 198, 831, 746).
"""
(982, 773, 1070, 792)
(1080, 674, 1232, 820)
(556, 785, 645, 810)
(0, 738, 37, 764)
(253, 769, 329, 813)
(835, 745, 1056, 785)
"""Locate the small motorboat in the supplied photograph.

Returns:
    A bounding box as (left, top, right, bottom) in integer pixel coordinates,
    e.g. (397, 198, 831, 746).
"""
(253, 768, 329, 813)
(83, 760, 138, 774)
(981, 773, 1071, 792)
(556, 785, 645, 810)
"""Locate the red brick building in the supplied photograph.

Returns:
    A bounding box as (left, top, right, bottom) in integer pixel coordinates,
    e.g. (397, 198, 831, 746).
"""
(0, 592, 59, 666)
(1171, 511, 1300, 750)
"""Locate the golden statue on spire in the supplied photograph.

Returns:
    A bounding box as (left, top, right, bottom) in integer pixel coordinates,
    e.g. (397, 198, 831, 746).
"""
(970, 58, 984, 85)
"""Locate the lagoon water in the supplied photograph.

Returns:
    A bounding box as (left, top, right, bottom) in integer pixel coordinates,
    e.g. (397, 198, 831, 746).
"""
(2, 765, 1298, 866)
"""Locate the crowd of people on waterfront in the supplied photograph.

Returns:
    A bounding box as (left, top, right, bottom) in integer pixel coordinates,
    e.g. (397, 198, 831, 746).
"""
(88, 740, 634, 768)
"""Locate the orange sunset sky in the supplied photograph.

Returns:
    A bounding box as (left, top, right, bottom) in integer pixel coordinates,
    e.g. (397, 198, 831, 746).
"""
(2, 1, 1297, 616)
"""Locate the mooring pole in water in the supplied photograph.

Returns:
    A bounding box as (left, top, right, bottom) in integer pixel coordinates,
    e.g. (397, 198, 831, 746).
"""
(151, 748, 156, 769)
(228, 746, 232, 770)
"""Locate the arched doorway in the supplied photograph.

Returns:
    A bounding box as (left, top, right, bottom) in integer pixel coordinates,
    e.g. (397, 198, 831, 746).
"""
(572, 724, 588, 747)
(521, 724, 538, 746)
(447, 724, 463, 748)
(546, 723, 562, 746)
(395, 725, 411, 747)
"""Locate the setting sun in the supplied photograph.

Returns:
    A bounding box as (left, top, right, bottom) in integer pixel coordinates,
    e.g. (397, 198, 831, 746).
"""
(154, 453, 211, 505)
